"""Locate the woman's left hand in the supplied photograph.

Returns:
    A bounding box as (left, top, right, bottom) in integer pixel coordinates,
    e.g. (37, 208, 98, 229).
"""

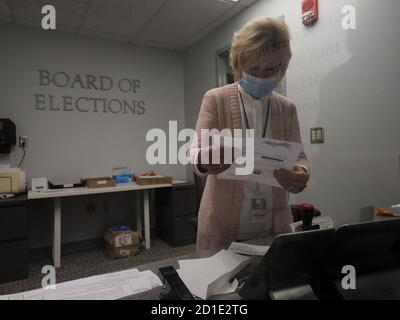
(273, 166, 309, 194)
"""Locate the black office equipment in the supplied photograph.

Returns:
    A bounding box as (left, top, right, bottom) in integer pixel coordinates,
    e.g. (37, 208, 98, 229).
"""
(321, 219, 400, 300)
(0, 119, 16, 153)
(290, 204, 321, 223)
(0, 194, 29, 283)
(155, 184, 197, 246)
(48, 180, 85, 189)
(239, 228, 336, 300)
(159, 266, 194, 300)
(240, 219, 400, 300)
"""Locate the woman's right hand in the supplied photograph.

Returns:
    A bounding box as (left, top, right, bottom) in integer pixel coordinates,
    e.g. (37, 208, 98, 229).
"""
(197, 145, 232, 175)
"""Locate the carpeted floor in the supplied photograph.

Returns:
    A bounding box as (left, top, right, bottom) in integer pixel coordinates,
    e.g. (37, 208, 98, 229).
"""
(0, 237, 196, 295)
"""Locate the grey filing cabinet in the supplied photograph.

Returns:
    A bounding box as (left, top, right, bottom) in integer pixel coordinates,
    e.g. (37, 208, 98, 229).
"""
(155, 184, 197, 246)
(0, 194, 29, 283)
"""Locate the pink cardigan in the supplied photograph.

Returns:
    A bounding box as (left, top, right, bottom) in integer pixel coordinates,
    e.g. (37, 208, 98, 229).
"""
(190, 83, 310, 250)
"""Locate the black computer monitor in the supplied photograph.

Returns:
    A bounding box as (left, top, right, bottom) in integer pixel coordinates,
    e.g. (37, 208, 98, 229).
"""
(239, 228, 336, 300)
(321, 218, 400, 299)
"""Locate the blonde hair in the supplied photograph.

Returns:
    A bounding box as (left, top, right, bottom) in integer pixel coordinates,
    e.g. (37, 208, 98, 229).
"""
(230, 17, 292, 82)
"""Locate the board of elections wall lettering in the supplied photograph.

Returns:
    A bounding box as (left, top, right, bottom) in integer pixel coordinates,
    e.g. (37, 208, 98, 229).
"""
(34, 70, 146, 115)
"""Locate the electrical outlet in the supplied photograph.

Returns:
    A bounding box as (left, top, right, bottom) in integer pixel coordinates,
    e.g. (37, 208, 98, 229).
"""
(19, 136, 28, 148)
(310, 127, 324, 143)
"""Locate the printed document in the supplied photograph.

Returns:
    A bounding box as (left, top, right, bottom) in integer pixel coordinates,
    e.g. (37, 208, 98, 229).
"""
(218, 137, 303, 187)
(0, 268, 161, 300)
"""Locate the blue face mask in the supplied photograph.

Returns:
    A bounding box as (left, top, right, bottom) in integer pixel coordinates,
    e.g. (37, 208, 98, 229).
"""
(239, 72, 277, 99)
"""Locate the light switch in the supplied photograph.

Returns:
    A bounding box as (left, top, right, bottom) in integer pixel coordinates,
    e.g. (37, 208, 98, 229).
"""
(311, 131, 316, 141)
(310, 127, 324, 143)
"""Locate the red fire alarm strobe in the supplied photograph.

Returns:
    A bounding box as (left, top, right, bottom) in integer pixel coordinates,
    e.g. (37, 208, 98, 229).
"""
(302, 0, 318, 25)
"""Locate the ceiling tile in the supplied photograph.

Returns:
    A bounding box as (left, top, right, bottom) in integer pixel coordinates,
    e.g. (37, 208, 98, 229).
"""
(80, 28, 132, 43)
(132, 38, 177, 50)
(234, 0, 258, 7)
(133, 0, 235, 48)
(210, 0, 257, 8)
(14, 17, 79, 33)
(0, 0, 10, 17)
(1, 0, 260, 50)
(80, 0, 166, 39)
(11, 0, 89, 31)
(176, 3, 245, 50)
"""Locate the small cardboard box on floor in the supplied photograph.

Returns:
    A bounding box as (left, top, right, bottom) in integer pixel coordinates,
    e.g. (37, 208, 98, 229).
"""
(103, 225, 141, 259)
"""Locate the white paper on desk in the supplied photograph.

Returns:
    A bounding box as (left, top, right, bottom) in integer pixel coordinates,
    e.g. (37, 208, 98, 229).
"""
(217, 137, 303, 187)
(45, 268, 151, 300)
(140, 270, 163, 288)
(228, 242, 270, 256)
(177, 250, 249, 300)
(118, 268, 154, 293)
(6, 293, 24, 300)
(0, 287, 46, 300)
(0, 293, 19, 300)
(45, 275, 134, 300)
(22, 289, 46, 300)
(178, 256, 210, 268)
(213, 278, 239, 295)
(0, 268, 154, 300)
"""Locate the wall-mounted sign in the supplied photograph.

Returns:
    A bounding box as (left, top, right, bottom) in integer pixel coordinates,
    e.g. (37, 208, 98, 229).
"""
(34, 70, 146, 115)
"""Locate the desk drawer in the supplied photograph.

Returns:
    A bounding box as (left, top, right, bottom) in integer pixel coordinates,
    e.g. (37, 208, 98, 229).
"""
(171, 215, 196, 246)
(171, 188, 197, 217)
(0, 206, 29, 242)
(0, 239, 29, 283)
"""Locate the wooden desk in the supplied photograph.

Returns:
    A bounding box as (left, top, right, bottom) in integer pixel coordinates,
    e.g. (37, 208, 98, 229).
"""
(28, 182, 172, 268)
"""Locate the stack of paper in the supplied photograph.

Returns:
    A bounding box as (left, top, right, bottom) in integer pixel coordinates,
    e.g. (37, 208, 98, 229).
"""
(172, 179, 187, 185)
(177, 250, 250, 300)
(0, 268, 161, 300)
(228, 242, 270, 256)
(390, 204, 400, 216)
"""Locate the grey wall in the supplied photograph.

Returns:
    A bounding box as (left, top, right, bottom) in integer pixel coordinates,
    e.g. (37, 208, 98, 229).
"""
(183, 0, 400, 226)
(0, 23, 186, 248)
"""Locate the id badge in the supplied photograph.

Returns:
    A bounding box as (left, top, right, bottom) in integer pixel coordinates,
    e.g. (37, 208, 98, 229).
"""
(251, 197, 267, 223)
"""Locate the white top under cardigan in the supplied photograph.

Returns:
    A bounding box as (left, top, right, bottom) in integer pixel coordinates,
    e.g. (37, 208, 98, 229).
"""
(236, 84, 274, 240)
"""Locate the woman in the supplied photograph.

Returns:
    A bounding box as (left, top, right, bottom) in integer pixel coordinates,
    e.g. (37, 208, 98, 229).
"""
(189, 17, 310, 250)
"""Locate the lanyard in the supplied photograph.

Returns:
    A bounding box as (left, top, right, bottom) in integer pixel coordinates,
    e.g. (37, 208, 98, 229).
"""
(239, 91, 271, 138)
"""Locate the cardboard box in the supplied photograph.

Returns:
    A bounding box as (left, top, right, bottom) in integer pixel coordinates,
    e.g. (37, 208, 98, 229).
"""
(103, 227, 140, 247)
(104, 243, 140, 259)
(136, 175, 172, 186)
(85, 177, 116, 188)
(103, 225, 141, 259)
